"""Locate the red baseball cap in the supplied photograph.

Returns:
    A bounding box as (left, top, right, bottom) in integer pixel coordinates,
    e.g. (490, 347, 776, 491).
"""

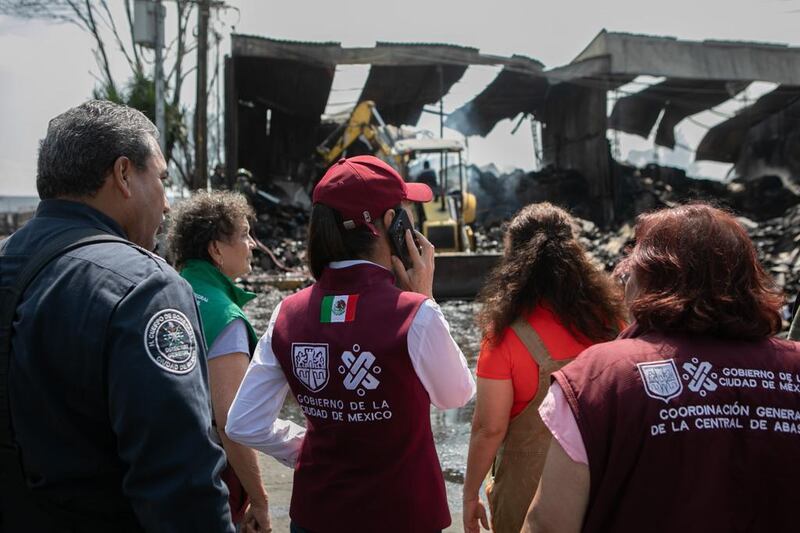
(312, 155, 433, 235)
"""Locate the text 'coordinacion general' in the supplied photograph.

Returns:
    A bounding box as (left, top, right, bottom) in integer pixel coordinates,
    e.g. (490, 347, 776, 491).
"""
(650, 403, 800, 436)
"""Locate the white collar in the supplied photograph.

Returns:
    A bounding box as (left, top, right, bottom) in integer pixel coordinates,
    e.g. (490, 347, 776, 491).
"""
(328, 259, 390, 272)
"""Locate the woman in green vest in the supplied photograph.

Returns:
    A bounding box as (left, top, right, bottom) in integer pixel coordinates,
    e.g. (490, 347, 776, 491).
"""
(168, 191, 269, 532)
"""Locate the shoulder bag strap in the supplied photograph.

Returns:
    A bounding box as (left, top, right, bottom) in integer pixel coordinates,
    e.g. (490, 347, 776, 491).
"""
(0, 228, 133, 447)
(510, 317, 553, 367)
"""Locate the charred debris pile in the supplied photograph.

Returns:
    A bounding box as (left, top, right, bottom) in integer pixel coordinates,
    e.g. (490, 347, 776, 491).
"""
(243, 163, 800, 300)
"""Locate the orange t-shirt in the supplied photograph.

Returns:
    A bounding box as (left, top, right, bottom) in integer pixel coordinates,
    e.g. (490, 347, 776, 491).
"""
(476, 305, 595, 418)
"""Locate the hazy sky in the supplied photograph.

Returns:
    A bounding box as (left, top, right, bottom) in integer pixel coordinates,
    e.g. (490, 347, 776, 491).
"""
(1, 0, 799, 195)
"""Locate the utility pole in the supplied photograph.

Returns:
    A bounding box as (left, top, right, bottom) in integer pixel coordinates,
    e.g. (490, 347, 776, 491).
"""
(530, 116, 541, 171)
(133, 0, 166, 154)
(194, 0, 210, 190)
(154, 0, 166, 156)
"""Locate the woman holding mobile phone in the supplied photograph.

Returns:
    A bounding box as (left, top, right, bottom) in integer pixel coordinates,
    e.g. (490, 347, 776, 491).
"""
(226, 156, 475, 533)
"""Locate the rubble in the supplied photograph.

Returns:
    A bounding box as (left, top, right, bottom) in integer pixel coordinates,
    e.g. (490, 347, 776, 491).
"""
(239, 160, 800, 331)
(746, 204, 800, 307)
(250, 203, 310, 274)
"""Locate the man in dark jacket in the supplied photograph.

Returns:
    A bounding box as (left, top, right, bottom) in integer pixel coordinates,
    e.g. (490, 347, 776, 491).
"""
(0, 100, 233, 532)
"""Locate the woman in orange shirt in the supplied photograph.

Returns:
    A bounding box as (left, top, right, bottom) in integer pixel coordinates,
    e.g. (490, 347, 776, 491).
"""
(462, 202, 626, 533)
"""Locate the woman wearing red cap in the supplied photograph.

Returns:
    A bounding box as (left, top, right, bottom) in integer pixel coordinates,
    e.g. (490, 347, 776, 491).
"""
(227, 156, 475, 533)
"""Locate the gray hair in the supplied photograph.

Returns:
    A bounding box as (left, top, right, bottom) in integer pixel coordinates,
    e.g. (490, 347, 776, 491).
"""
(37, 100, 159, 199)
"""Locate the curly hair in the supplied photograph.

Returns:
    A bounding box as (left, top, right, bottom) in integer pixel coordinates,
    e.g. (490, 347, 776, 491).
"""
(477, 202, 625, 345)
(168, 191, 255, 269)
(616, 203, 783, 340)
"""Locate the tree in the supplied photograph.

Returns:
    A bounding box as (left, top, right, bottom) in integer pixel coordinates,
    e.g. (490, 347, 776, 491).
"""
(0, 0, 200, 188)
(95, 71, 189, 177)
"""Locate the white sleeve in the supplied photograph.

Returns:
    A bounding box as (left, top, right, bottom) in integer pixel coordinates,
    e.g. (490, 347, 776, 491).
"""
(225, 302, 306, 467)
(207, 319, 250, 360)
(407, 299, 476, 409)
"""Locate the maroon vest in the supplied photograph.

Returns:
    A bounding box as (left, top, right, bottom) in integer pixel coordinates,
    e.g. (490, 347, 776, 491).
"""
(271, 264, 450, 532)
(556, 331, 800, 533)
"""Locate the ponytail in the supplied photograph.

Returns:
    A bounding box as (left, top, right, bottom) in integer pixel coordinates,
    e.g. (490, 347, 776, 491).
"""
(306, 204, 380, 279)
(477, 202, 625, 345)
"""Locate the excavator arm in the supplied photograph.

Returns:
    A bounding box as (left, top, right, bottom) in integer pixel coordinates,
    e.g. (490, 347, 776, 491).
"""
(317, 100, 395, 165)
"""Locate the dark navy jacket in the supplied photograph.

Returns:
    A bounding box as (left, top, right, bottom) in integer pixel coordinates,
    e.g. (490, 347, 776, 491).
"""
(1, 200, 234, 532)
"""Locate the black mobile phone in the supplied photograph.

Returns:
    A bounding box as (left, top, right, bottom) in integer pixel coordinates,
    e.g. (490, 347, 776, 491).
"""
(388, 208, 420, 269)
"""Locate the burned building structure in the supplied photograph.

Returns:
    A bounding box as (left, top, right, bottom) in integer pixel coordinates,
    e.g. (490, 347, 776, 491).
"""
(225, 30, 800, 225)
(224, 35, 542, 190)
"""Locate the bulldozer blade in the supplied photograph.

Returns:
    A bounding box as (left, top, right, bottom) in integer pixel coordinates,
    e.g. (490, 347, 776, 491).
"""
(433, 252, 501, 300)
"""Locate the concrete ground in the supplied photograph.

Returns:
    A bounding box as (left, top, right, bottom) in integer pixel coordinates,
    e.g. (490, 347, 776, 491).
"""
(258, 455, 466, 532)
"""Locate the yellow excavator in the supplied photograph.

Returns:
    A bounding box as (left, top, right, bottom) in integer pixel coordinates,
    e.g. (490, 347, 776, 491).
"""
(392, 138, 476, 252)
(317, 100, 401, 168)
(391, 138, 497, 299)
(316, 103, 499, 298)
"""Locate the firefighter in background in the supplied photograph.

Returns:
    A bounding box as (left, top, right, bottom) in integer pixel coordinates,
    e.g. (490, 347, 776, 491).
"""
(210, 164, 228, 190)
(233, 168, 257, 197)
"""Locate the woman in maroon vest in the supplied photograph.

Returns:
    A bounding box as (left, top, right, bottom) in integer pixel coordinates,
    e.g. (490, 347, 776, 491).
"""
(226, 156, 475, 533)
(523, 203, 799, 533)
(463, 203, 624, 533)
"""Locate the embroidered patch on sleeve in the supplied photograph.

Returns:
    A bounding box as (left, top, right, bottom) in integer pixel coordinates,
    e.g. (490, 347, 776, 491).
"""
(143, 309, 198, 374)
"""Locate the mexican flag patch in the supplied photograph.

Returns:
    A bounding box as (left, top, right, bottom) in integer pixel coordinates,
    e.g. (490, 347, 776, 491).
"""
(320, 294, 359, 323)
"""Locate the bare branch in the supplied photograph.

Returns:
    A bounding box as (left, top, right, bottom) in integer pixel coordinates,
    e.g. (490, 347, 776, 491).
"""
(177, 64, 197, 87)
(99, 0, 137, 74)
(63, 0, 92, 29)
(2, 0, 200, 179)
(78, 0, 117, 93)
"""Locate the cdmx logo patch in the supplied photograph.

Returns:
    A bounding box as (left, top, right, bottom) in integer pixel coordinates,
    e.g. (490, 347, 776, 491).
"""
(339, 344, 381, 397)
(681, 357, 718, 397)
(144, 309, 197, 375)
(292, 343, 329, 392)
(637, 359, 683, 403)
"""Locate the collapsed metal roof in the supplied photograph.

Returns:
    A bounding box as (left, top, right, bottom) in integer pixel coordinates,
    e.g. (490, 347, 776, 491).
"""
(608, 79, 750, 148)
(696, 85, 800, 162)
(230, 35, 526, 129)
(358, 43, 473, 126)
(226, 35, 534, 183)
(447, 30, 800, 143)
(571, 30, 800, 84)
(227, 31, 800, 193)
(445, 56, 546, 136)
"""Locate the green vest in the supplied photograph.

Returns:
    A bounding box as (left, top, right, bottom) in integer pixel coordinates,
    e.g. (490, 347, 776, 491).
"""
(180, 259, 259, 353)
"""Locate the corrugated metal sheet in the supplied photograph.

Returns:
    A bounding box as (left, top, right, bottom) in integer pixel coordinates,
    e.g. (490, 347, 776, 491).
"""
(609, 79, 748, 147)
(357, 44, 473, 125)
(696, 85, 800, 162)
(358, 63, 467, 125)
(233, 55, 335, 181)
(445, 56, 548, 137)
